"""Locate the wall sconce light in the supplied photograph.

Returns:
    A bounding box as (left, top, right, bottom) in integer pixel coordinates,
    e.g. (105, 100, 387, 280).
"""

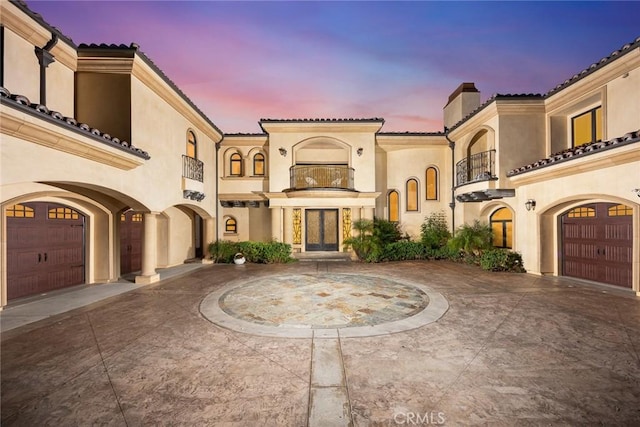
(633, 189, 640, 198)
(278, 147, 287, 157)
(525, 199, 536, 211)
(356, 147, 363, 156)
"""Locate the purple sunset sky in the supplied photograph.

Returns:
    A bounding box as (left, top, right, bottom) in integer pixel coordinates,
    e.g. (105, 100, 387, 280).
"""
(27, 1, 640, 134)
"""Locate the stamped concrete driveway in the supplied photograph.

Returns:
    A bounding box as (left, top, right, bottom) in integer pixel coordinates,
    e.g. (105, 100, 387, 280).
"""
(1, 260, 639, 426)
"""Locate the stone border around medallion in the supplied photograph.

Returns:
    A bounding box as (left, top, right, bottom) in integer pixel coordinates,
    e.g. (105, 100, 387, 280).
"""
(199, 273, 449, 338)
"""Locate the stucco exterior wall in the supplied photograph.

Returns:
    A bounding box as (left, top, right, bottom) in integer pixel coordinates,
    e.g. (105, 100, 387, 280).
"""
(606, 66, 640, 137)
(3, 28, 40, 102)
(384, 147, 450, 237)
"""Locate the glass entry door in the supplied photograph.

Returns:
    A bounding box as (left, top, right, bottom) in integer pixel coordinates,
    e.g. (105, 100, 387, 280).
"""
(305, 209, 338, 251)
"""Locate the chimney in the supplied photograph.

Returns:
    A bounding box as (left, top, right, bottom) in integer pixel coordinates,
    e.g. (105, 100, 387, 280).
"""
(443, 83, 480, 130)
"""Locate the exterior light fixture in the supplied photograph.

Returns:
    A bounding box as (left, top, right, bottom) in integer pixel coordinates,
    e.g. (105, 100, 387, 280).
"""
(357, 147, 363, 156)
(525, 199, 536, 211)
(278, 147, 287, 157)
(633, 189, 640, 198)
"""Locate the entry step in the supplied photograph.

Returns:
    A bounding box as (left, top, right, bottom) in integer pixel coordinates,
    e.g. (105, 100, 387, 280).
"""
(294, 252, 352, 262)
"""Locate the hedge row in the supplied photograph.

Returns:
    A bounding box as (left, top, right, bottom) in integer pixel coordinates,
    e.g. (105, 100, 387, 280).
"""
(208, 240, 294, 264)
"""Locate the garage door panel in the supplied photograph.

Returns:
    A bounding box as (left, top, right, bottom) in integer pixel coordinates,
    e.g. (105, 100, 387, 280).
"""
(604, 266, 632, 288)
(605, 223, 632, 241)
(604, 245, 632, 263)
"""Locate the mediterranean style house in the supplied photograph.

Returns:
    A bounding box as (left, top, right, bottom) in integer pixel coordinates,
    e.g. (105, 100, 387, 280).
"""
(1, 0, 638, 309)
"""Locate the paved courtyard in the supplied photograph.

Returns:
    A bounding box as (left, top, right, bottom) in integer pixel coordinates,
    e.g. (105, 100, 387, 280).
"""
(1, 260, 639, 426)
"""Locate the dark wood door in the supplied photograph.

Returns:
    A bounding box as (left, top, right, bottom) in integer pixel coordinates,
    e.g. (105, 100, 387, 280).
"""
(305, 209, 338, 251)
(120, 211, 143, 275)
(562, 203, 632, 288)
(6, 202, 85, 300)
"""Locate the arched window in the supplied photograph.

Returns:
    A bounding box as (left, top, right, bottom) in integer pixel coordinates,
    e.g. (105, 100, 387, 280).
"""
(48, 206, 80, 220)
(225, 217, 237, 233)
(426, 167, 438, 200)
(406, 178, 419, 212)
(607, 204, 632, 216)
(490, 207, 513, 249)
(567, 206, 595, 218)
(230, 153, 242, 176)
(186, 130, 197, 158)
(253, 153, 265, 176)
(5, 204, 34, 218)
(388, 190, 399, 222)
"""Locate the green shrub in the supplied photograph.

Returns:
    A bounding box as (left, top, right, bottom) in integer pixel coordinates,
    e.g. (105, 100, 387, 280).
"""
(420, 211, 451, 249)
(427, 245, 460, 260)
(343, 219, 382, 262)
(208, 240, 294, 264)
(448, 220, 493, 256)
(480, 249, 526, 272)
(379, 241, 428, 261)
(208, 240, 238, 263)
(373, 217, 404, 245)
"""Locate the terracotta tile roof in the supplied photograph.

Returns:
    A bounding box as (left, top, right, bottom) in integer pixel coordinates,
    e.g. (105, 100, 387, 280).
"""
(545, 36, 640, 97)
(448, 36, 640, 132)
(0, 86, 150, 159)
(10, 0, 76, 48)
(507, 130, 640, 177)
(78, 44, 224, 138)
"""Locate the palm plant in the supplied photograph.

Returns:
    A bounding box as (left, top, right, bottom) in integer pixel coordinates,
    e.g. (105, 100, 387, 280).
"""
(343, 219, 380, 261)
(447, 220, 493, 256)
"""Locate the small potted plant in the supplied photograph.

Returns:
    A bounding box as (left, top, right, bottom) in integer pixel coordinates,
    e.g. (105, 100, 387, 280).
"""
(233, 252, 246, 265)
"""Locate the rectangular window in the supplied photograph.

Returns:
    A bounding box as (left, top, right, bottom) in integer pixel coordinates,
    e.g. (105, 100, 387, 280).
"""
(572, 106, 602, 147)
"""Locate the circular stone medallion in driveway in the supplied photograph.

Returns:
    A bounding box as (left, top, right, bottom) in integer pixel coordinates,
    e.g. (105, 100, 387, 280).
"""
(200, 273, 448, 338)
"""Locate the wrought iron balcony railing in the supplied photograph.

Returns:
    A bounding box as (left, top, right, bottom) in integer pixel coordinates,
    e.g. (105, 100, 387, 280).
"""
(289, 165, 354, 191)
(183, 155, 204, 182)
(456, 149, 496, 187)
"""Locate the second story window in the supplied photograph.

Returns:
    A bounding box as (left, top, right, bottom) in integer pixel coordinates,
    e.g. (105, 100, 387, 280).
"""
(572, 106, 602, 147)
(230, 153, 243, 176)
(253, 153, 265, 176)
(187, 130, 197, 158)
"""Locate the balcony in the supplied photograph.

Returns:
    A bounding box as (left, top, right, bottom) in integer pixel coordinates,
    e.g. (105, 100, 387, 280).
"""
(183, 155, 204, 182)
(288, 165, 354, 191)
(456, 149, 496, 187)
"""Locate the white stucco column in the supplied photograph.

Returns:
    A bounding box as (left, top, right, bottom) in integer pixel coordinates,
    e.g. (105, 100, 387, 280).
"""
(271, 207, 283, 241)
(283, 207, 293, 245)
(136, 212, 160, 285)
(202, 217, 215, 263)
(362, 207, 374, 221)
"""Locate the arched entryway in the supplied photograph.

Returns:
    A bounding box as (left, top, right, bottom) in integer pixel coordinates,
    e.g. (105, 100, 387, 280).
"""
(561, 202, 633, 288)
(6, 202, 85, 300)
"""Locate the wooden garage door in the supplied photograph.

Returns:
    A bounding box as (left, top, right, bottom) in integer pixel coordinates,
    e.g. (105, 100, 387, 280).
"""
(120, 210, 143, 275)
(6, 202, 85, 300)
(561, 203, 633, 288)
